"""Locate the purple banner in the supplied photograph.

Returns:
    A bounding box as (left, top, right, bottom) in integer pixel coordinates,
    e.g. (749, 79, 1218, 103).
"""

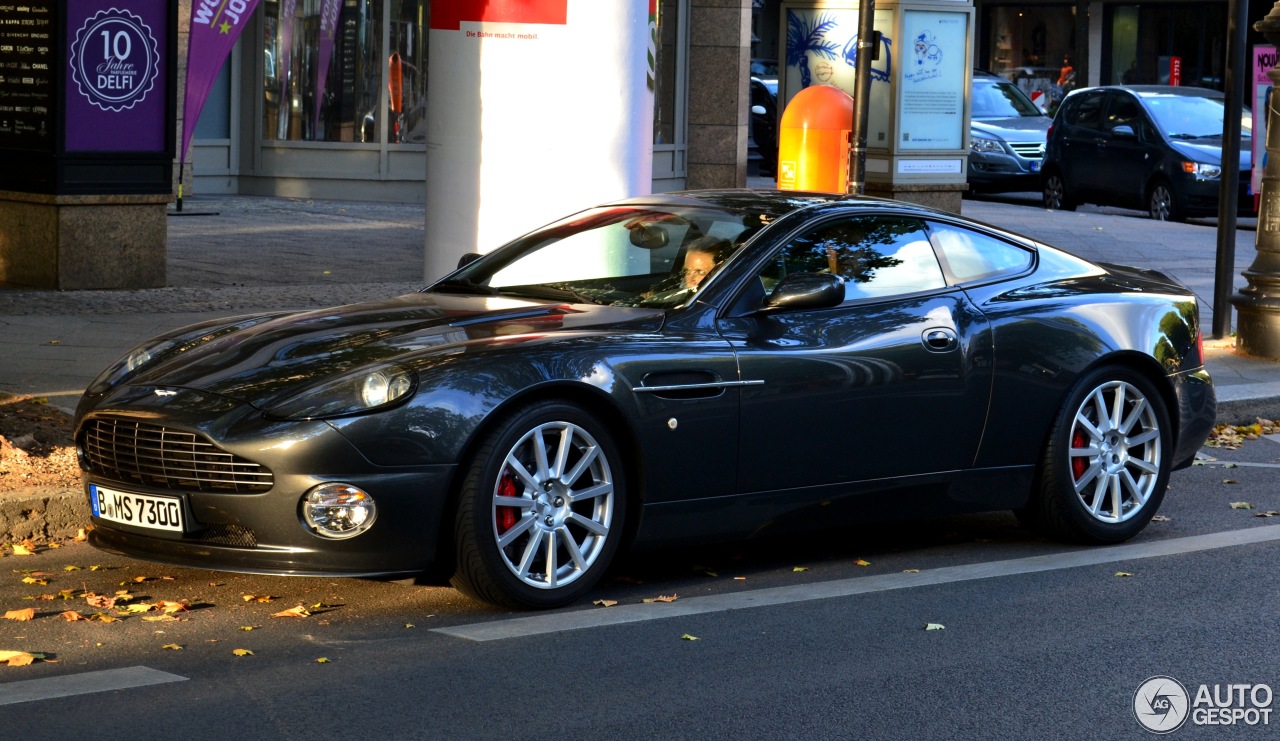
(313, 0, 342, 133)
(64, 0, 169, 152)
(181, 0, 263, 161)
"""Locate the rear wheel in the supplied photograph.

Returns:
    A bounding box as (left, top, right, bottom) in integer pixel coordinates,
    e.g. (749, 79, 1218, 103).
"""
(1043, 171, 1077, 211)
(451, 401, 625, 609)
(1148, 179, 1184, 222)
(1020, 367, 1171, 543)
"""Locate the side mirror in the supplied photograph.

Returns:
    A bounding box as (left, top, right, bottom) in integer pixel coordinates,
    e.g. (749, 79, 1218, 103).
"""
(1111, 124, 1136, 138)
(762, 272, 845, 311)
(457, 252, 483, 269)
(751, 105, 767, 116)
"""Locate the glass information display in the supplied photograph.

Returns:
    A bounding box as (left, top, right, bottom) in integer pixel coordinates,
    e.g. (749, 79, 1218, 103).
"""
(898, 9, 968, 151)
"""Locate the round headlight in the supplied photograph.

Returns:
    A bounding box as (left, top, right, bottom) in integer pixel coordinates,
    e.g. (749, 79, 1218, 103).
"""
(360, 369, 414, 408)
(302, 483, 377, 539)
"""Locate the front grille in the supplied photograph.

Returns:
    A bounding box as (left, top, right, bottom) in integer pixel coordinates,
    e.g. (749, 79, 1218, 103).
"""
(80, 417, 274, 493)
(198, 525, 258, 548)
(1009, 142, 1044, 158)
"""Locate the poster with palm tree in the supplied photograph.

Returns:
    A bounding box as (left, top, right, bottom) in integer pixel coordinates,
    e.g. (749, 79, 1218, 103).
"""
(786, 11, 841, 89)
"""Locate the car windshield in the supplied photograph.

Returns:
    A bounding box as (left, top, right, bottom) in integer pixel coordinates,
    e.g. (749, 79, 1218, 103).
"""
(435, 201, 786, 309)
(1141, 93, 1247, 139)
(972, 80, 1042, 118)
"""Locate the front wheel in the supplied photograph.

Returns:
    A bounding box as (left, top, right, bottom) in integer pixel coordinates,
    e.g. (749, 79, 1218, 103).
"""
(452, 401, 626, 609)
(1148, 180, 1184, 222)
(1021, 367, 1172, 543)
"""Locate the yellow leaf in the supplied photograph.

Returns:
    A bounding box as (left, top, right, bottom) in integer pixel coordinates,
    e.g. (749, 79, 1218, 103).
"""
(112, 591, 135, 602)
(925, 623, 945, 631)
(1230, 501, 1252, 509)
(854, 559, 871, 567)
(74, 529, 88, 542)
(239, 626, 258, 631)
(89, 613, 120, 623)
(64, 565, 81, 572)
(21, 577, 47, 585)
(1115, 571, 1134, 577)
(592, 599, 618, 608)
(162, 643, 182, 650)
(142, 614, 180, 622)
(60, 610, 86, 621)
(405, 623, 415, 629)
(316, 657, 331, 663)
(792, 567, 809, 572)
(232, 648, 254, 657)
(271, 605, 311, 619)
(242, 594, 274, 603)
(3, 608, 35, 621)
(0, 650, 36, 666)
(681, 634, 699, 641)
(156, 600, 188, 614)
(733, 576, 747, 581)
(123, 603, 154, 613)
(132, 576, 149, 583)
(12, 544, 33, 556)
(642, 594, 678, 604)
(90, 565, 104, 571)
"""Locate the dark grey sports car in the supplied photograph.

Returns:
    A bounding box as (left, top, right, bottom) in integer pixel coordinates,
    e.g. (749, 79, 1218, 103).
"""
(76, 190, 1216, 609)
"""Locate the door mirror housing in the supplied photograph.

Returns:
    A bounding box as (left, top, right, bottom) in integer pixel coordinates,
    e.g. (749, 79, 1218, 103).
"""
(762, 272, 846, 311)
(457, 252, 483, 269)
(1111, 124, 1136, 139)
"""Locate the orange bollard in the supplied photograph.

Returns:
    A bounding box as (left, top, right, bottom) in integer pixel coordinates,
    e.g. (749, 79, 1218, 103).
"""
(777, 85, 854, 193)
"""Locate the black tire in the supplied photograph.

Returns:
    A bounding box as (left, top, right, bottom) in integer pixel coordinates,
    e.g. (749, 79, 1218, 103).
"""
(1019, 366, 1172, 544)
(1148, 179, 1184, 222)
(451, 401, 626, 609)
(1042, 171, 1077, 211)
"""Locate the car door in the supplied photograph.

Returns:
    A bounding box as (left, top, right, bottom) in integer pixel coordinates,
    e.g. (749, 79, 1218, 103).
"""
(1096, 91, 1156, 208)
(715, 214, 993, 493)
(1056, 89, 1107, 200)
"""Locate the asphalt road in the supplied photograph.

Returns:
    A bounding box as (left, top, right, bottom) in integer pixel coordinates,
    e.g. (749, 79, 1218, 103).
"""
(2, 432, 1279, 739)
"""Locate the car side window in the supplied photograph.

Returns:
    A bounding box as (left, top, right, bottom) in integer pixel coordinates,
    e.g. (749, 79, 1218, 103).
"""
(1105, 94, 1143, 135)
(926, 222, 1034, 284)
(760, 216, 946, 302)
(1066, 91, 1104, 131)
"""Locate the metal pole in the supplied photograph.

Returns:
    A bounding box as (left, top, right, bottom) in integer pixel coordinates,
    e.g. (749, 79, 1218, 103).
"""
(847, 0, 876, 196)
(1232, 5, 1280, 358)
(1213, 0, 1248, 338)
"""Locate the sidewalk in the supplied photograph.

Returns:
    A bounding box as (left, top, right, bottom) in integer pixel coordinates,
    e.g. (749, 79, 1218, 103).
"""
(1, 189, 1279, 424)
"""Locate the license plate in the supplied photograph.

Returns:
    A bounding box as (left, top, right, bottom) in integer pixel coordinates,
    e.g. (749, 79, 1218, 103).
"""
(1030, 160, 1042, 172)
(90, 485, 184, 533)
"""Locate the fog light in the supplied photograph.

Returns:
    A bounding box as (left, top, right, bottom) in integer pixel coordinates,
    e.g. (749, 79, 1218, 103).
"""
(302, 483, 376, 539)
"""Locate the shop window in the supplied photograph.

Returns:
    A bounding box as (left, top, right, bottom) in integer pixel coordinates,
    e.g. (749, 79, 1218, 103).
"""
(653, 0, 683, 145)
(263, 0, 427, 144)
(982, 5, 1077, 103)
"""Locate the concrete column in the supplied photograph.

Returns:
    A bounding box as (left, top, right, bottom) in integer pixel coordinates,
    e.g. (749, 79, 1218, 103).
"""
(685, 0, 751, 189)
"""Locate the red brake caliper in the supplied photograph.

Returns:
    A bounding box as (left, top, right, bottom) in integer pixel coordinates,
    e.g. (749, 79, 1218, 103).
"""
(496, 470, 519, 534)
(1070, 428, 1088, 480)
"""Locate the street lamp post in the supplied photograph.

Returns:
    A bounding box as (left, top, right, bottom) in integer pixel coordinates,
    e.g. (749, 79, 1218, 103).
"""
(1232, 6, 1280, 358)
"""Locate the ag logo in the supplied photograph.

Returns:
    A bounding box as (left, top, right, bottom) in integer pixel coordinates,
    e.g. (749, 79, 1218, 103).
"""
(1134, 676, 1190, 734)
(69, 8, 160, 112)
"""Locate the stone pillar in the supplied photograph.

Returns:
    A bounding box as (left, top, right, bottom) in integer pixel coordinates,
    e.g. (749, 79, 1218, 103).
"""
(0, 192, 169, 289)
(685, 0, 751, 189)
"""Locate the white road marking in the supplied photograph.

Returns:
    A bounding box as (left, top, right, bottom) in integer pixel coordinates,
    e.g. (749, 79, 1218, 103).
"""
(435, 524, 1280, 642)
(0, 666, 187, 706)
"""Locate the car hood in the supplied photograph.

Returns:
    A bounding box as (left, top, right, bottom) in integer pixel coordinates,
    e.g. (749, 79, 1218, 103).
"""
(126, 292, 664, 409)
(971, 117, 1051, 142)
(1168, 138, 1251, 168)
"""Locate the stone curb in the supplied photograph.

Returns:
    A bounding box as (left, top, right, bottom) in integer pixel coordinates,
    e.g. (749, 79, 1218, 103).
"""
(0, 487, 85, 544)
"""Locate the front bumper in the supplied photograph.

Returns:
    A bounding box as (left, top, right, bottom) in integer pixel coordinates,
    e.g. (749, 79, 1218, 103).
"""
(77, 385, 458, 577)
(968, 150, 1042, 192)
(1170, 366, 1216, 470)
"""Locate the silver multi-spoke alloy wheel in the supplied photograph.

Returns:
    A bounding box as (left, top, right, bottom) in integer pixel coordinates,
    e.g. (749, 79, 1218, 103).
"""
(491, 420, 615, 590)
(1067, 380, 1162, 524)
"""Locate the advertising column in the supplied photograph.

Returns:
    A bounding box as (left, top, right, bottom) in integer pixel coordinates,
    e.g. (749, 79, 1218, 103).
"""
(424, 0, 654, 280)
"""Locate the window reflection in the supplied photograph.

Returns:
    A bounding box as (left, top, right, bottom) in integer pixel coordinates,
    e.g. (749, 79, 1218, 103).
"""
(263, 0, 426, 144)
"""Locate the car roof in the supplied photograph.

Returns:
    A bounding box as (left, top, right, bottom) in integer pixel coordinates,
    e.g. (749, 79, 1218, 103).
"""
(1065, 84, 1224, 100)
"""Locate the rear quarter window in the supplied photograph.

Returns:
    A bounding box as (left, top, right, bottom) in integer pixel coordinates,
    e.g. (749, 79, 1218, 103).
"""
(927, 222, 1034, 284)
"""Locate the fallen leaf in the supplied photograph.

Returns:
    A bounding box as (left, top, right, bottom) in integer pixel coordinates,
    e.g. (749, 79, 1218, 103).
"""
(271, 605, 311, 619)
(112, 591, 135, 602)
(21, 577, 47, 585)
(1223, 480, 1239, 485)
(122, 603, 154, 614)
(903, 569, 921, 573)
(3, 608, 35, 621)
(1151, 515, 1171, 522)
(63, 565, 81, 572)
(242, 594, 274, 603)
(142, 614, 181, 622)
(11, 544, 33, 556)
(131, 576, 149, 583)
(85, 594, 116, 609)
(239, 626, 259, 631)
(642, 594, 678, 604)
(1115, 571, 1134, 577)
(1230, 501, 1252, 509)
(232, 648, 254, 657)
(1254, 511, 1280, 518)
(792, 566, 809, 572)
(162, 644, 183, 650)
(90, 565, 104, 571)
(0, 650, 36, 666)
(316, 657, 331, 663)
(702, 571, 718, 577)
(733, 576, 747, 581)
(593, 599, 618, 608)
(404, 623, 415, 629)
(60, 610, 86, 621)
(74, 529, 88, 543)
(155, 600, 189, 614)
(88, 613, 120, 623)
(924, 623, 945, 631)
(854, 559, 871, 567)
(681, 634, 699, 641)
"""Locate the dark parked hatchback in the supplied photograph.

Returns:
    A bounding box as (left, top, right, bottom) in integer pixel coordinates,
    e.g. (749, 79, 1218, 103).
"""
(1041, 85, 1251, 221)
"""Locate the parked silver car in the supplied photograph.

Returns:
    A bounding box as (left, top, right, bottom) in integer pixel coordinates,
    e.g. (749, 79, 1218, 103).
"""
(968, 70, 1052, 193)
